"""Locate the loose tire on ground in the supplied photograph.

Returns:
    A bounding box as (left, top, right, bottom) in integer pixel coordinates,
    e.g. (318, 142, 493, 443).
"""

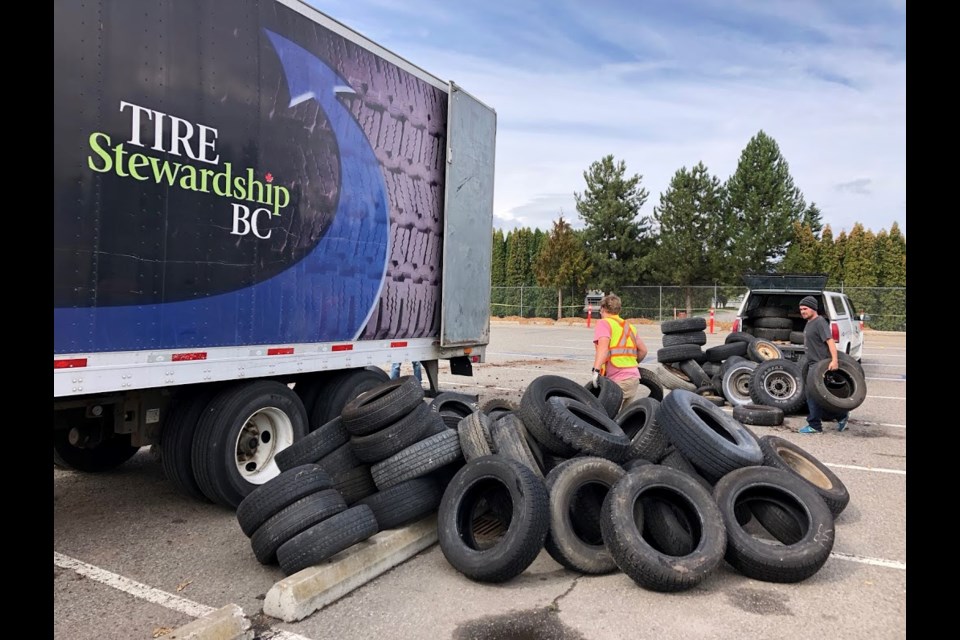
(601, 465, 726, 592)
(437, 456, 550, 583)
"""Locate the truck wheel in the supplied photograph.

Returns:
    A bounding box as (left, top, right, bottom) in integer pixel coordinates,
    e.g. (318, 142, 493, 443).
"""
(192, 380, 308, 509)
(749, 358, 806, 415)
(53, 407, 140, 472)
(806, 359, 867, 414)
(721, 360, 758, 407)
(160, 389, 218, 501)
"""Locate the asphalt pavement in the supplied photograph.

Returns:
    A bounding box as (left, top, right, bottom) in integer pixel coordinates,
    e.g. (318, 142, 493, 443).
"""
(53, 323, 907, 640)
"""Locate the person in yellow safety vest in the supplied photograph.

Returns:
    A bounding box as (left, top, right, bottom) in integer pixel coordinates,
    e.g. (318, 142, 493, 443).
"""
(590, 293, 649, 412)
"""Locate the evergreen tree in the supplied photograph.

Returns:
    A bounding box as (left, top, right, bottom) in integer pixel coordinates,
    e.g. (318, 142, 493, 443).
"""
(820, 225, 843, 288)
(505, 228, 534, 315)
(490, 228, 508, 317)
(491, 229, 507, 286)
(533, 215, 593, 319)
(842, 223, 878, 287)
(802, 203, 824, 237)
(575, 154, 654, 293)
(649, 162, 726, 313)
(781, 222, 822, 273)
(724, 131, 807, 273)
(872, 222, 907, 331)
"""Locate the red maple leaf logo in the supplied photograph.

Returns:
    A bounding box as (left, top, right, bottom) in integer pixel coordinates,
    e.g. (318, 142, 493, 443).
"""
(265, 172, 273, 183)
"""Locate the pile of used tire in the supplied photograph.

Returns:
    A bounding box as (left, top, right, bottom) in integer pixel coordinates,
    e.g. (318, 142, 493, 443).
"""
(234, 376, 473, 575)
(437, 374, 851, 592)
(654, 318, 867, 427)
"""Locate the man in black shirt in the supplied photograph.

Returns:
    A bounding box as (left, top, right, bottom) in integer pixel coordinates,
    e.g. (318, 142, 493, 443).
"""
(798, 295, 849, 434)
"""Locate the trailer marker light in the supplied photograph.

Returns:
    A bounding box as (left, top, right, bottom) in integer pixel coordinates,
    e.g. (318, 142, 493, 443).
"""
(54, 358, 87, 369)
(390, 341, 408, 348)
(471, 356, 480, 363)
(332, 344, 353, 352)
(172, 352, 207, 361)
(267, 348, 294, 355)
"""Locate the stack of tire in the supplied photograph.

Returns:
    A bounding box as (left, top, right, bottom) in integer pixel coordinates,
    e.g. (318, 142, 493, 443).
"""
(654, 317, 725, 406)
(440, 377, 850, 591)
(236, 376, 466, 575)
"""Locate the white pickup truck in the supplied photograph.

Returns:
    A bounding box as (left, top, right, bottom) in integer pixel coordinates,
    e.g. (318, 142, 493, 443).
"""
(731, 274, 864, 362)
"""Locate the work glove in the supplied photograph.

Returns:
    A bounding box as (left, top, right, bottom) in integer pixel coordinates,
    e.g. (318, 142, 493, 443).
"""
(590, 369, 600, 388)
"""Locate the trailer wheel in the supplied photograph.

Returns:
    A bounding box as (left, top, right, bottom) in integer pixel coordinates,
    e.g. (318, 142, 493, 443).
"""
(311, 367, 390, 427)
(53, 407, 140, 472)
(160, 389, 218, 501)
(192, 380, 308, 509)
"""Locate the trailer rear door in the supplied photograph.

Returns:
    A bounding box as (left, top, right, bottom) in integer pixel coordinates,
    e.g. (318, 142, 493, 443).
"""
(440, 83, 496, 348)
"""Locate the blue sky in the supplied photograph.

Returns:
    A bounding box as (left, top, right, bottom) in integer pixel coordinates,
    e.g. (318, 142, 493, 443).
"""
(306, 0, 906, 237)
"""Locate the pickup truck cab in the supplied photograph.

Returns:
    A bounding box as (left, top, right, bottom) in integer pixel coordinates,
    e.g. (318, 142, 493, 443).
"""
(731, 274, 863, 362)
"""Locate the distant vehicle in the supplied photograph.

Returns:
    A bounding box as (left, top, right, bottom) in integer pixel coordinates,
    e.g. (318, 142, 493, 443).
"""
(583, 291, 604, 315)
(731, 274, 863, 362)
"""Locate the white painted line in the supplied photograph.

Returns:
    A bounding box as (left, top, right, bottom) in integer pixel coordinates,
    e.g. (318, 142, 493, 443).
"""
(53, 551, 214, 618)
(53, 551, 317, 640)
(827, 463, 905, 475)
(866, 395, 906, 400)
(829, 552, 906, 570)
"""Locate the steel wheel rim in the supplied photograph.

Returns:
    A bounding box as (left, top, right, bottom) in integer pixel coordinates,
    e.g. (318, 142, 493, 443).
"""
(233, 406, 295, 484)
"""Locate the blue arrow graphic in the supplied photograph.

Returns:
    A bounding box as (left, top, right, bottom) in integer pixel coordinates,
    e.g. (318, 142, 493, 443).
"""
(54, 30, 390, 353)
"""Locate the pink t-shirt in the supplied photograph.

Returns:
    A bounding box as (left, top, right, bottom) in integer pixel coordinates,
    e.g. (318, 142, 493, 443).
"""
(593, 317, 641, 382)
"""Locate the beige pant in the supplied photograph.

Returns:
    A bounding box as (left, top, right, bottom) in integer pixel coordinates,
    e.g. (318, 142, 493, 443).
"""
(614, 377, 640, 413)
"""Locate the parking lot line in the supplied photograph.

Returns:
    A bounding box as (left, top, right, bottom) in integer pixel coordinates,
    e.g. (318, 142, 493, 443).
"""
(826, 463, 905, 475)
(54, 551, 214, 618)
(829, 552, 906, 570)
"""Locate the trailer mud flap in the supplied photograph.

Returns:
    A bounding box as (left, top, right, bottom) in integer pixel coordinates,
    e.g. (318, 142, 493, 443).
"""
(449, 356, 473, 377)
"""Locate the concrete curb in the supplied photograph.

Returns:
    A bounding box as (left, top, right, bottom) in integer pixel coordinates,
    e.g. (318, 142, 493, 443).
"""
(264, 514, 439, 622)
(166, 603, 253, 640)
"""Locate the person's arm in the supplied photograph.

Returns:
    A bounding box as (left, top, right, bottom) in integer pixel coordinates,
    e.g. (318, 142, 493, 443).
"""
(633, 326, 648, 363)
(593, 339, 610, 372)
(826, 338, 839, 370)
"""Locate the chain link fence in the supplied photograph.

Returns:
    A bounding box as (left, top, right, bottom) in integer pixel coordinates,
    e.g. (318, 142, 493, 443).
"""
(490, 285, 906, 332)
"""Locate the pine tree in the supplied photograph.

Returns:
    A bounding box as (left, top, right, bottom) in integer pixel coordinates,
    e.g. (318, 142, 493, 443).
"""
(820, 225, 843, 288)
(725, 131, 808, 273)
(533, 215, 593, 319)
(505, 228, 534, 315)
(781, 222, 821, 273)
(802, 203, 824, 237)
(575, 154, 653, 293)
(490, 229, 508, 317)
(649, 162, 726, 313)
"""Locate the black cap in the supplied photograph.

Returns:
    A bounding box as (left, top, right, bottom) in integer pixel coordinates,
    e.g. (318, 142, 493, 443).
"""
(799, 296, 818, 311)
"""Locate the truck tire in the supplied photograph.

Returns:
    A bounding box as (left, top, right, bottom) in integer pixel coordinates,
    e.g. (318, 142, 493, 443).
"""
(430, 392, 480, 418)
(192, 380, 308, 509)
(277, 505, 379, 575)
(480, 398, 516, 421)
(543, 457, 625, 574)
(724, 331, 756, 345)
(249, 489, 347, 565)
(236, 464, 334, 537)
(732, 403, 784, 427)
(753, 327, 791, 341)
(679, 359, 712, 389)
(341, 376, 424, 436)
(348, 402, 436, 463)
(661, 317, 707, 334)
(518, 375, 603, 457)
(437, 456, 550, 583)
(704, 341, 747, 363)
(636, 366, 666, 401)
(601, 465, 726, 592)
(747, 339, 783, 363)
(160, 389, 217, 501)
(543, 398, 631, 462)
(720, 360, 758, 407)
(311, 367, 390, 427)
(53, 407, 141, 473)
(490, 414, 544, 479)
(293, 373, 334, 429)
(754, 316, 793, 330)
(584, 376, 624, 418)
(457, 411, 495, 461)
(615, 398, 667, 463)
(749, 358, 806, 415)
(806, 359, 867, 414)
(331, 465, 378, 504)
(713, 466, 834, 583)
(656, 344, 704, 364)
(661, 331, 707, 347)
(275, 417, 349, 472)
(759, 435, 850, 516)
(656, 363, 698, 392)
(371, 429, 463, 490)
(657, 389, 763, 483)
(355, 476, 442, 530)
